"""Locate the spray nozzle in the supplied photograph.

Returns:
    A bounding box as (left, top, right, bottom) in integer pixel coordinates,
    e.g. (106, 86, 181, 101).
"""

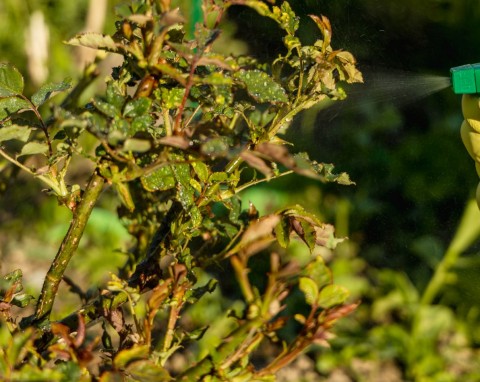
(451, 63, 480, 94)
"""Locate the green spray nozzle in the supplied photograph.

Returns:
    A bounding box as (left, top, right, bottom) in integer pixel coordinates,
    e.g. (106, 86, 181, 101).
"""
(451, 63, 480, 94)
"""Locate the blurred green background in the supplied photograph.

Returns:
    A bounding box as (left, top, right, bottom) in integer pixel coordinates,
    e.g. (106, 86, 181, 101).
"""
(2, 0, 480, 380)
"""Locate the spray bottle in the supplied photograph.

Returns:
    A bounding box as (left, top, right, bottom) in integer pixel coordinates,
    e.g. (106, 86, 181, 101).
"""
(451, 64, 480, 208)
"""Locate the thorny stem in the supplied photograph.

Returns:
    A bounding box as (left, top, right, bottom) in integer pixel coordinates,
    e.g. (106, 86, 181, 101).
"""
(34, 170, 105, 323)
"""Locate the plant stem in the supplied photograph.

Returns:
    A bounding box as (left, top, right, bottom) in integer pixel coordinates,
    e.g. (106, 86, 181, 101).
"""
(162, 108, 172, 136)
(34, 170, 105, 323)
(421, 199, 480, 305)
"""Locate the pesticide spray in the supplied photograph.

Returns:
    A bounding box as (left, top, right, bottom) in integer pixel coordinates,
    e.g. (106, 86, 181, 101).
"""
(451, 63, 480, 209)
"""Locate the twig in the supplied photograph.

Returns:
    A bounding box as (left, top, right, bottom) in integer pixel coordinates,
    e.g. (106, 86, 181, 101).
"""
(19, 94, 53, 157)
(0, 148, 66, 196)
(173, 55, 200, 133)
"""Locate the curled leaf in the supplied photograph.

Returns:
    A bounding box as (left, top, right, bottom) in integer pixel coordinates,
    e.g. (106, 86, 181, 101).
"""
(31, 78, 72, 107)
(309, 15, 332, 52)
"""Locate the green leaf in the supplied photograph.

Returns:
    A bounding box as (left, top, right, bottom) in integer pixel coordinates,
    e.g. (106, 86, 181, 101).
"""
(11, 293, 34, 308)
(284, 35, 301, 51)
(190, 279, 218, 301)
(155, 87, 185, 109)
(123, 97, 152, 118)
(131, 114, 154, 134)
(299, 277, 319, 306)
(4, 269, 23, 284)
(0, 125, 31, 143)
(99, 371, 124, 382)
(209, 171, 228, 183)
(31, 78, 72, 107)
(274, 217, 290, 248)
(8, 328, 34, 366)
(293, 153, 355, 185)
(234, 69, 288, 103)
(106, 81, 126, 110)
(114, 182, 135, 212)
(243, 1, 271, 18)
(55, 362, 83, 382)
(65, 33, 118, 52)
(305, 257, 331, 290)
(11, 365, 63, 382)
(0, 64, 24, 97)
(127, 360, 172, 382)
(317, 285, 349, 308)
(191, 161, 209, 183)
(141, 166, 176, 191)
(189, 178, 202, 193)
(299, 219, 316, 252)
(272, 2, 299, 34)
(0, 97, 31, 119)
(18, 141, 49, 157)
(93, 98, 121, 118)
(189, 205, 203, 227)
(173, 164, 195, 209)
(201, 72, 233, 86)
(113, 345, 149, 369)
(122, 138, 151, 153)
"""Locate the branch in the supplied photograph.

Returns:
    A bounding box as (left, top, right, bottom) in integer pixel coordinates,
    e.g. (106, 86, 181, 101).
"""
(34, 170, 105, 323)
